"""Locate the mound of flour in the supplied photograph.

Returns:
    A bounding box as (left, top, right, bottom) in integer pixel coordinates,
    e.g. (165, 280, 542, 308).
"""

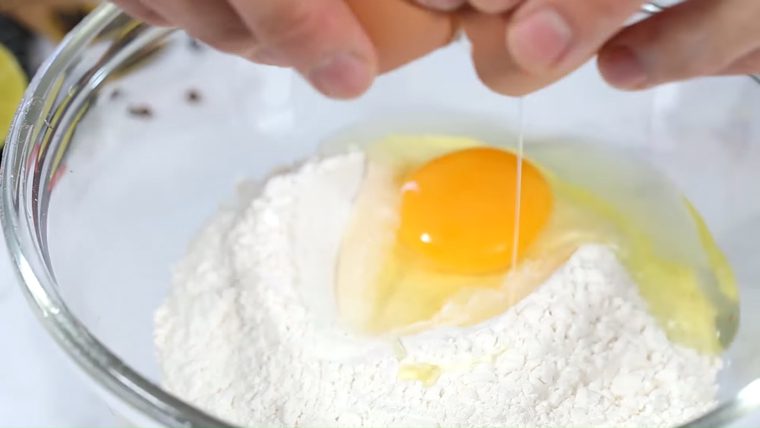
(155, 153, 720, 428)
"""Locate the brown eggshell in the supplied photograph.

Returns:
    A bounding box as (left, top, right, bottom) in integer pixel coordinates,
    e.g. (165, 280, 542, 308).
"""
(346, 0, 459, 73)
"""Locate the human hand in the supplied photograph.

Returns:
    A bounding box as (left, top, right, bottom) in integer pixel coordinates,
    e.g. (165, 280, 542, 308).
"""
(112, 0, 379, 99)
(420, 0, 760, 95)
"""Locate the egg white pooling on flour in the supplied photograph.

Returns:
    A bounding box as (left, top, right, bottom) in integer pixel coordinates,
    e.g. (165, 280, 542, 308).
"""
(155, 153, 720, 428)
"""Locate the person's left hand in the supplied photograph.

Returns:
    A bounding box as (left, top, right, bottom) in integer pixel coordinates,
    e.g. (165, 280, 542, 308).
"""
(417, 0, 760, 95)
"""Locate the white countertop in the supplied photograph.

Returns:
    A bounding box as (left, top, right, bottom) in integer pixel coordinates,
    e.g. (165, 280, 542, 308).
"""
(0, 240, 117, 426)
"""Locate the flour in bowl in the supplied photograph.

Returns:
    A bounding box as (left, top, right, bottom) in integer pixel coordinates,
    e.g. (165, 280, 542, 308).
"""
(155, 152, 720, 427)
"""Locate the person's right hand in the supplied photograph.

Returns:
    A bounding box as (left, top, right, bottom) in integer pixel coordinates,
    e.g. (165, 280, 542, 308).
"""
(112, 0, 378, 99)
(419, 0, 760, 96)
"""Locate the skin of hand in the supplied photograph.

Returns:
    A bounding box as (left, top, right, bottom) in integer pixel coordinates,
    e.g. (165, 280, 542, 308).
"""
(112, 0, 378, 99)
(420, 0, 760, 95)
(114, 0, 760, 99)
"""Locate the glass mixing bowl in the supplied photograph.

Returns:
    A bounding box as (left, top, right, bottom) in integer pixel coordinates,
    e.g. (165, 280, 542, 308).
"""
(3, 4, 760, 427)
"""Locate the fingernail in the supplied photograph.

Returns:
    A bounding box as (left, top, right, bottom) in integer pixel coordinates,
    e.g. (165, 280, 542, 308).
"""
(308, 52, 374, 99)
(415, 0, 467, 11)
(599, 46, 648, 89)
(508, 7, 573, 72)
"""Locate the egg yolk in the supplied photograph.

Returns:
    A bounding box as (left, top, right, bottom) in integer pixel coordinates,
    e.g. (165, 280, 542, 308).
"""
(398, 147, 553, 274)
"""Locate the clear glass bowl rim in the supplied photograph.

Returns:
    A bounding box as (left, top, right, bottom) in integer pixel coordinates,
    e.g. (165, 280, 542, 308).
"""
(2, 3, 760, 428)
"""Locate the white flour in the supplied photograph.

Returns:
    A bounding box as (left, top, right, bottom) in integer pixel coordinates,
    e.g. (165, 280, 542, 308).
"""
(155, 153, 720, 428)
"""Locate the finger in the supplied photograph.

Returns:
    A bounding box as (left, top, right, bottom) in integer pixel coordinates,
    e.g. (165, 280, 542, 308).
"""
(227, 0, 377, 99)
(415, 0, 467, 11)
(506, 0, 646, 75)
(598, 0, 760, 89)
(144, 0, 256, 57)
(469, 0, 522, 14)
(461, 10, 572, 95)
(719, 48, 760, 76)
(461, 11, 544, 96)
(112, 0, 170, 26)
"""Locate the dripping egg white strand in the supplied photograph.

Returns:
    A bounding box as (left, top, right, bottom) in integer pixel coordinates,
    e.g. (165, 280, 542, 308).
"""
(512, 96, 526, 271)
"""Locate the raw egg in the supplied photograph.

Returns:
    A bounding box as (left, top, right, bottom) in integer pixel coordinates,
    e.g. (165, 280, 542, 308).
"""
(335, 134, 739, 355)
(398, 147, 552, 274)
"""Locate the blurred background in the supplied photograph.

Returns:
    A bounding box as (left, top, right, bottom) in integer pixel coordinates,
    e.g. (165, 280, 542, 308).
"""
(0, 0, 95, 155)
(0, 1, 118, 425)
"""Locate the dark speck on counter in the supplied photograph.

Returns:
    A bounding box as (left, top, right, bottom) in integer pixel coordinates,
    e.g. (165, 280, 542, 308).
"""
(186, 89, 202, 104)
(128, 105, 153, 119)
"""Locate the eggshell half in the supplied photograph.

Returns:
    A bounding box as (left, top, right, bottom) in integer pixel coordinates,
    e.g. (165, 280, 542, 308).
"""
(347, 0, 459, 73)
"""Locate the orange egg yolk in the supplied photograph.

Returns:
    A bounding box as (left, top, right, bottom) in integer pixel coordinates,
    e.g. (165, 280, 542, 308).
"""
(398, 147, 553, 275)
